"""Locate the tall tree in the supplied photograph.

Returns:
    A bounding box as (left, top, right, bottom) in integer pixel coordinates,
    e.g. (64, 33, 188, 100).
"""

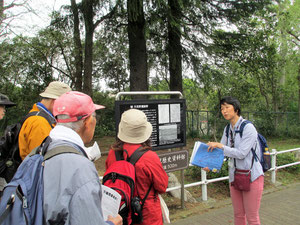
(127, 0, 148, 97)
(70, 0, 83, 91)
(275, 0, 300, 120)
(167, 0, 183, 95)
(81, 0, 94, 96)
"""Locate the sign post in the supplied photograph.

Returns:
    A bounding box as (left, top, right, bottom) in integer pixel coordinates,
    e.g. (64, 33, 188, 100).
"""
(115, 91, 187, 208)
(158, 149, 188, 209)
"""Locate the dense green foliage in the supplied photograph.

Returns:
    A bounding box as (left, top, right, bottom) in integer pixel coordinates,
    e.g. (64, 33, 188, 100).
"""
(0, 0, 299, 137)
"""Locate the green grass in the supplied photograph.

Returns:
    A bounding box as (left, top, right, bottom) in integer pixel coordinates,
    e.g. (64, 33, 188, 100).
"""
(267, 138, 300, 151)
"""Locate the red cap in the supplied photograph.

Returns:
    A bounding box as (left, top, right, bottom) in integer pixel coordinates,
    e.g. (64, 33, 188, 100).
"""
(53, 91, 105, 123)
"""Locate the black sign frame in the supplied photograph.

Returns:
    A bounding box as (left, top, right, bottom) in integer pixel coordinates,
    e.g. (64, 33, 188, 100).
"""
(115, 98, 186, 151)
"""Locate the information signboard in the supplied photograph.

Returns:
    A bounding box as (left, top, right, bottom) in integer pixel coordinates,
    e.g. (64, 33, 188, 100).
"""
(115, 99, 186, 150)
(158, 150, 189, 173)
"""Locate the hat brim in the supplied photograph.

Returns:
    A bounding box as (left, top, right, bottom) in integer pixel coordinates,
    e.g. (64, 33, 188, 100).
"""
(95, 104, 105, 110)
(117, 121, 153, 144)
(40, 92, 61, 99)
(0, 100, 16, 108)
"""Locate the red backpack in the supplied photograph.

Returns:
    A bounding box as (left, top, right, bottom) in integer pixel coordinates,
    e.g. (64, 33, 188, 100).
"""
(103, 147, 152, 225)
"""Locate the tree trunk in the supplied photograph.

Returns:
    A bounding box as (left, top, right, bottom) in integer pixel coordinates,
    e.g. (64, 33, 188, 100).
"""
(0, 0, 3, 21)
(127, 0, 148, 99)
(168, 0, 183, 98)
(298, 66, 300, 122)
(82, 0, 94, 96)
(70, 0, 83, 91)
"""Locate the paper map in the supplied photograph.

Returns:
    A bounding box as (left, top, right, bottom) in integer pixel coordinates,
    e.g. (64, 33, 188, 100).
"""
(190, 141, 224, 172)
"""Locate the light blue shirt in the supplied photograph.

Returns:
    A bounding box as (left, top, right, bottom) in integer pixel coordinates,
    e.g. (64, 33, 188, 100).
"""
(221, 116, 264, 183)
(43, 125, 113, 225)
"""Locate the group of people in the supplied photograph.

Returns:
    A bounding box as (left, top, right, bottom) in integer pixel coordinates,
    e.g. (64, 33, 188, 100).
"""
(0, 81, 168, 225)
(0, 82, 265, 225)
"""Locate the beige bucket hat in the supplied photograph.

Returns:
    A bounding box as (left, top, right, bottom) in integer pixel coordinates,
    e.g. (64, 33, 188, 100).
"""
(118, 109, 153, 144)
(40, 81, 71, 99)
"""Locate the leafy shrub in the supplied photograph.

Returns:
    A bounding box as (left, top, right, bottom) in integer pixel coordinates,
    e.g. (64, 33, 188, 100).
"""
(275, 124, 300, 139)
(93, 92, 116, 138)
(252, 112, 276, 137)
(276, 152, 300, 173)
(186, 161, 229, 185)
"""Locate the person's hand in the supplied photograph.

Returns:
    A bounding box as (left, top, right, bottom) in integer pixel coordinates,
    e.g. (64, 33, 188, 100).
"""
(107, 214, 122, 225)
(207, 142, 224, 152)
(203, 167, 210, 172)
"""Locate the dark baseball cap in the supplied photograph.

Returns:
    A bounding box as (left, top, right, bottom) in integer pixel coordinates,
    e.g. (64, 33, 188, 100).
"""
(0, 93, 16, 107)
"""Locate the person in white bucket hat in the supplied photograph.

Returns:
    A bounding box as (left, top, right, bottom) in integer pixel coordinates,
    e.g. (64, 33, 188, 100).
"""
(18, 81, 71, 160)
(105, 109, 168, 225)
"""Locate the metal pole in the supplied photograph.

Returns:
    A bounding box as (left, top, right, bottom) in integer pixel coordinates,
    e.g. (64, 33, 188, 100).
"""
(207, 111, 209, 136)
(286, 113, 289, 135)
(181, 169, 185, 209)
(192, 111, 194, 138)
(271, 149, 277, 184)
(201, 169, 207, 201)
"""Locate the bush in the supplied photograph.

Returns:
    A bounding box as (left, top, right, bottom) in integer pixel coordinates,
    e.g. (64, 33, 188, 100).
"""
(186, 161, 229, 185)
(93, 92, 116, 138)
(276, 152, 300, 173)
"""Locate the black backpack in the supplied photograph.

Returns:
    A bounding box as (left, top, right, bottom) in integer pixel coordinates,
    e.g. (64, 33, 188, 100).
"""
(0, 111, 54, 183)
(225, 120, 271, 172)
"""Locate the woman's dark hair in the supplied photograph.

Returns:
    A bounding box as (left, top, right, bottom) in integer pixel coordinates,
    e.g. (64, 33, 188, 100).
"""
(111, 138, 152, 152)
(220, 96, 241, 116)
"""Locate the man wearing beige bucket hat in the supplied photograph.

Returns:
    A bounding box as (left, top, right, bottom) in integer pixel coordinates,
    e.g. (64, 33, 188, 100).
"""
(106, 109, 168, 225)
(18, 81, 71, 160)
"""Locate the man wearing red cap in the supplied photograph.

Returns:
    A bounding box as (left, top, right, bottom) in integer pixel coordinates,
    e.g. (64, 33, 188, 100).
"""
(18, 81, 71, 160)
(43, 91, 122, 225)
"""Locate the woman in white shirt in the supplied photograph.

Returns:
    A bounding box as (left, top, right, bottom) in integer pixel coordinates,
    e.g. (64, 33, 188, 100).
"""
(206, 96, 264, 225)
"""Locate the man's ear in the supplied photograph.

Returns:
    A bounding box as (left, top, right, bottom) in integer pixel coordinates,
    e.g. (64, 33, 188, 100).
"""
(83, 115, 93, 128)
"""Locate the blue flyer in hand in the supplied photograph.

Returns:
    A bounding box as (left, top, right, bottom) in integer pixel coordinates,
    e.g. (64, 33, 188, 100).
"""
(190, 141, 224, 172)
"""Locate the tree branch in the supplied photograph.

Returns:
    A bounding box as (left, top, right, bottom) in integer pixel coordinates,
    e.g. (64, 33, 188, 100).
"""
(287, 30, 300, 42)
(94, 0, 121, 29)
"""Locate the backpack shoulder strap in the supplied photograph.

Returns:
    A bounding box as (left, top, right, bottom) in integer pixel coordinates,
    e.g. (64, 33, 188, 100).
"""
(225, 124, 230, 138)
(129, 147, 149, 165)
(21, 110, 55, 128)
(28, 136, 85, 160)
(235, 120, 251, 138)
(141, 183, 153, 208)
(43, 146, 82, 161)
(115, 149, 126, 161)
(129, 147, 153, 206)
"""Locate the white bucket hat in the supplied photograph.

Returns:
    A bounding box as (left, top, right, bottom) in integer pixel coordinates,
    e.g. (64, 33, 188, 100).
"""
(118, 109, 153, 144)
(40, 81, 71, 99)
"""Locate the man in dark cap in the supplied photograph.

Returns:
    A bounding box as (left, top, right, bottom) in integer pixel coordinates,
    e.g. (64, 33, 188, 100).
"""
(0, 93, 16, 120)
(0, 93, 16, 194)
